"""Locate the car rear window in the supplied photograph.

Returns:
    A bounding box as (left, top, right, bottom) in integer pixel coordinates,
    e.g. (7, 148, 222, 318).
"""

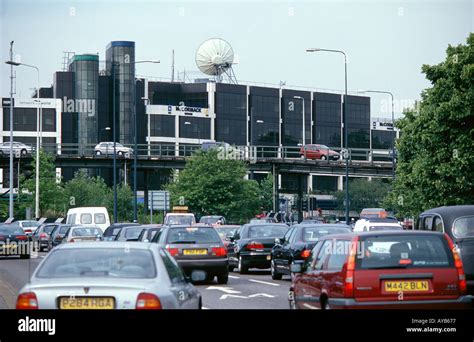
(369, 225, 402, 231)
(36, 248, 156, 279)
(72, 227, 102, 237)
(59, 226, 70, 234)
(21, 221, 39, 228)
(452, 216, 474, 239)
(44, 225, 56, 234)
(167, 227, 221, 244)
(356, 234, 454, 270)
(248, 225, 288, 238)
(124, 227, 143, 239)
(303, 226, 351, 242)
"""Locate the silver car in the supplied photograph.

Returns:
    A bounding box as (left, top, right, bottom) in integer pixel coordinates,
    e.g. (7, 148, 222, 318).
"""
(16, 242, 203, 309)
(0, 141, 33, 156)
(94, 142, 133, 157)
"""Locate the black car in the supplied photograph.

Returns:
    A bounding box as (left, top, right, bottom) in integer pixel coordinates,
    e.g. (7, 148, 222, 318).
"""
(227, 223, 289, 274)
(416, 205, 474, 294)
(31, 223, 57, 252)
(103, 222, 140, 241)
(0, 224, 30, 259)
(115, 225, 159, 242)
(137, 224, 163, 242)
(48, 224, 72, 249)
(153, 224, 229, 284)
(270, 223, 352, 280)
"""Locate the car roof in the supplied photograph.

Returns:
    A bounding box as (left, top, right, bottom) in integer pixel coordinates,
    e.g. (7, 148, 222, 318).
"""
(293, 223, 351, 229)
(164, 224, 213, 229)
(55, 241, 157, 250)
(319, 230, 445, 240)
(421, 205, 474, 222)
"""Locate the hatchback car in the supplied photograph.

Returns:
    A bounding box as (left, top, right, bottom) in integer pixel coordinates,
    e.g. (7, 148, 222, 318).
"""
(115, 225, 157, 242)
(227, 223, 289, 274)
(153, 225, 229, 284)
(271, 224, 352, 280)
(48, 224, 72, 249)
(0, 141, 32, 156)
(0, 225, 30, 259)
(416, 205, 474, 295)
(62, 226, 103, 243)
(137, 225, 163, 242)
(289, 231, 472, 309)
(199, 215, 226, 225)
(94, 142, 133, 157)
(16, 242, 203, 309)
(102, 222, 140, 241)
(32, 224, 58, 252)
(300, 144, 340, 161)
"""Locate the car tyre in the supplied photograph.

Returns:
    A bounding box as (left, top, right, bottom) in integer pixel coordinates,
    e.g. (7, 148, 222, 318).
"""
(320, 155, 327, 161)
(217, 273, 229, 284)
(238, 256, 248, 274)
(271, 260, 282, 280)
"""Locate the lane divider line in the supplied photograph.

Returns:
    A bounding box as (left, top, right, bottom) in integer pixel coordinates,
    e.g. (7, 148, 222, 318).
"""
(248, 279, 280, 287)
(228, 275, 239, 279)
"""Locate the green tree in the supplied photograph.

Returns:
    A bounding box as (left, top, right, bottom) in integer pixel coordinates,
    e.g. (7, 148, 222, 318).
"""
(385, 33, 474, 217)
(108, 183, 134, 222)
(19, 150, 66, 217)
(333, 178, 391, 214)
(259, 173, 274, 212)
(63, 169, 111, 210)
(165, 150, 261, 223)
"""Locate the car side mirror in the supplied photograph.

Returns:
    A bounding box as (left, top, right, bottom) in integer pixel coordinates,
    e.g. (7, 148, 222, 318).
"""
(275, 238, 282, 245)
(290, 263, 303, 274)
(190, 270, 206, 282)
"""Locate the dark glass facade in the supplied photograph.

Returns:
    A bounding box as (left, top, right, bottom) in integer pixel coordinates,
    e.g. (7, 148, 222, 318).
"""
(179, 116, 210, 140)
(372, 130, 395, 149)
(3, 108, 56, 132)
(313, 92, 341, 148)
(282, 90, 311, 146)
(215, 83, 247, 145)
(249, 87, 279, 146)
(345, 95, 370, 149)
(312, 175, 338, 193)
(149, 82, 208, 107)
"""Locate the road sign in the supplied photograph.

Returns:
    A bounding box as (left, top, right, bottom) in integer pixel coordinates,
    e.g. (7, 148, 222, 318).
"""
(148, 191, 170, 211)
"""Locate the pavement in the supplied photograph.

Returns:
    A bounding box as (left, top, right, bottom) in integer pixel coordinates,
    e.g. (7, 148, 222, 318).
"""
(0, 252, 291, 309)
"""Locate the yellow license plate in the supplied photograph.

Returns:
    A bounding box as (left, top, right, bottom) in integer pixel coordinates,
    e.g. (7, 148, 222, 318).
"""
(183, 249, 207, 255)
(59, 297, 115, 309)
(266, 255, 271, 260)
(384, 280, 429, 292)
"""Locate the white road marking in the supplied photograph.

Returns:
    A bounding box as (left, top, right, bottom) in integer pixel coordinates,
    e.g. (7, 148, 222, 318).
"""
(303, 303, 320, 310)
(202, 306, 210, 310)
(248, 279, 280, 287)
(220, 294, 249, 300)
(228, 275, 239, 279)
(248, 293, 275, 298)
(206, 286, 242, 294)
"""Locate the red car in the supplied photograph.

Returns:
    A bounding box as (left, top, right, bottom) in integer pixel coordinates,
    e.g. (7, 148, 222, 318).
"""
(289, 231, 472, 309)
(300, 144, 340, 161)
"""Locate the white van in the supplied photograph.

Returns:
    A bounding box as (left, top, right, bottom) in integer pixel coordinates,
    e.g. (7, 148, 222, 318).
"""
(66, 207, 110, 232)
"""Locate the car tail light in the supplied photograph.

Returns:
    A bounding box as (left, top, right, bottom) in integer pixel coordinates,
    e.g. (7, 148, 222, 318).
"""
(301, 249, 311, 259)
(136, 293, 162, 310)
(445, 234, 467, 295)
(40, 233, 47, 239)
(69, 239, 75, 243)
(344, 237, 358, 297)
(16, 292, 38, 309)
(16, 235, 28, 241)
(247, 241, 264, 250)
(212, 247, 227, 257)
(24, 229, 32, 234)
(167, 247, 179, 256)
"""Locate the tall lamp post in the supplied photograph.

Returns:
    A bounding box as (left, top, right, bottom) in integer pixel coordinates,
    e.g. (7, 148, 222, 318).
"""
(293, 96, 306, 145)
(358, 89, 395, 179)
(306, 48, 350, 224)
(5, 57, 41, 219)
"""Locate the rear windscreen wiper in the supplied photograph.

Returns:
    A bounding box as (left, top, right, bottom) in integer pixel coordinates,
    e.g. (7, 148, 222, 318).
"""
(169, 241, 197, 244)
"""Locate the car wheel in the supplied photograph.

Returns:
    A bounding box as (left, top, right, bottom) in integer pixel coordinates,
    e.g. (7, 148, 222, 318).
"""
(322, 299, 331, 310)
(320, 155, 327, 160)
(96, 151, 101, 156)
(228, 265, 235, 272)
(217, 273, 229, 284)
(238, 256, 248, 274)
(288, 290, 297, 310)
(271, 260, 282, 280)
(21, 149, 27, 155)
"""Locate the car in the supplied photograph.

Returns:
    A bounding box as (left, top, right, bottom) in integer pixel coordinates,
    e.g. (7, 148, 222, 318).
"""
(153, 224, 229, 284)
(249, 218, 277, 224)
(94, 142, 133, 157)
(416, 205, 474, 295)
(164, 213, 196, 226)
(301, 218, 325, 224)
(137, 225, 163, 242)
(300, 144, 340, 161)
(103, 222, 141, 241)
(271, 224, 352, 280)
(62, 226, 103, 243)
(227, 223, 289, 274)
(32, 223, 58, 252)
(360, 208, 388, 219)
(115, 225, 158, 242)
(353, 218, 402, 232)
(0, 224, 30, 259)
(48, 224, 72, 249)
(199, 215, 226, 225)
(66, 207, 110, 232)
(289, 231, 473, 309)
(12, 220, 40, 237)
(16, 242, 203, 309)
(0, 141, 32, 156)
(214, 225, 240, 244)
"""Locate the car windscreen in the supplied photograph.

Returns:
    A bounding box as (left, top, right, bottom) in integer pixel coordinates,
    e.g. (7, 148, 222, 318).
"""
(302, 226, 351, 242)
(43, 225, 56, 234)
(200, 217, 220, 224)
(452, 216, 474, 239)
(58, 226, 70, 234)
(247, 225, 288, 238)
(167, 215, 194, 225)
(21, 221, 39, 228)
(36, 248, 156, 279)
(167, 227, 221, 244)
(71, 227, 102, 237)
(356, 234, 454, 270)
(124, 227, 143, 239)
(369, 225, 402, 231)
(0, 226, 24, 235)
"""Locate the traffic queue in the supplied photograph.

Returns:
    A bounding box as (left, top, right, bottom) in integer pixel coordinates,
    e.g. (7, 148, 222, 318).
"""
(0, 204, 473, 310)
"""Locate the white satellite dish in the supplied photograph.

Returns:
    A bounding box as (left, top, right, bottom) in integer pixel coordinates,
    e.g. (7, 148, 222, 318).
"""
(195, 38, 238, 83)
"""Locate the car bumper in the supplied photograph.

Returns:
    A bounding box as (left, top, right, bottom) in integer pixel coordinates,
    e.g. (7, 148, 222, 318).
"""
(240, 252, 272, 269)
(177, 258, 228, 275)
(327, 296, 474, 310)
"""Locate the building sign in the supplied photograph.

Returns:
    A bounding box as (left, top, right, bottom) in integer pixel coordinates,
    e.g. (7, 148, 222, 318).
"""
(1, 98, 14, 108)
(153, 104, 209, 117)
(372, 120, 394, 131)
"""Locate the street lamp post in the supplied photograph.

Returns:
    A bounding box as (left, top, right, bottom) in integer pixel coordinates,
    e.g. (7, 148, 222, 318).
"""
(358, 90, 395, 179)
(306, 48, 350, 224)
(5, 57, 41, 219)
(99, 127, 111, 141)
(293, 96, 305, 145)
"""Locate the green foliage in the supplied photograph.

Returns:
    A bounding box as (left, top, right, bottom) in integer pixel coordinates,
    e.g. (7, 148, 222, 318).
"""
(259, 173, 274, 212)
(108, 183, 134, 222)
(333, 178, 392, 214)
(63, 169, 110, 208)
(165, 149, 261, 224)
(385, 33, 474, 217)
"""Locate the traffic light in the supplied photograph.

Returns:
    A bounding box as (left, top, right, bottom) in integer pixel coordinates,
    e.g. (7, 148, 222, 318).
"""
(301, 198, 308, 212)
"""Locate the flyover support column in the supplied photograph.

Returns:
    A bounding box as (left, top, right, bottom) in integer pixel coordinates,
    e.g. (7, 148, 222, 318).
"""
(272, 164, 279, 213)
(297, 174, 304, 223)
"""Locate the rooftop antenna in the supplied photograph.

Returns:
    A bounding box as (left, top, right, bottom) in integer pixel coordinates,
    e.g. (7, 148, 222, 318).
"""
(62, 51, 75, 71)
(195, 38, 237, 84)
(171, 49, 175, 82)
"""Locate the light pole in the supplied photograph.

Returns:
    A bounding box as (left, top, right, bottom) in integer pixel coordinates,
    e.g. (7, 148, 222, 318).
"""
(358, 89, 395, 179)
(5, 57, 41, 219)
(293, 96, 305, 145)
(306, 47, 349, 224)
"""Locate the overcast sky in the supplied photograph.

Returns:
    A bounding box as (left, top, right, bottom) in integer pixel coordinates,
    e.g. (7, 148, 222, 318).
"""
(0, 0, 472, 118)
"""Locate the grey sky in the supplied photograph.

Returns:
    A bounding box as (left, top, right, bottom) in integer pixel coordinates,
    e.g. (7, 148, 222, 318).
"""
(1, 0, 472, 118)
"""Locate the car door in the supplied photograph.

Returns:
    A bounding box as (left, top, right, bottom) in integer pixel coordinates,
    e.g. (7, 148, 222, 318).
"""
(321, 239, 350, 302)
(273, 227, 294, 269)
(159, 249, 199, 309)
(279, 227, 299, 274)
(227, 227, 242, 265)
